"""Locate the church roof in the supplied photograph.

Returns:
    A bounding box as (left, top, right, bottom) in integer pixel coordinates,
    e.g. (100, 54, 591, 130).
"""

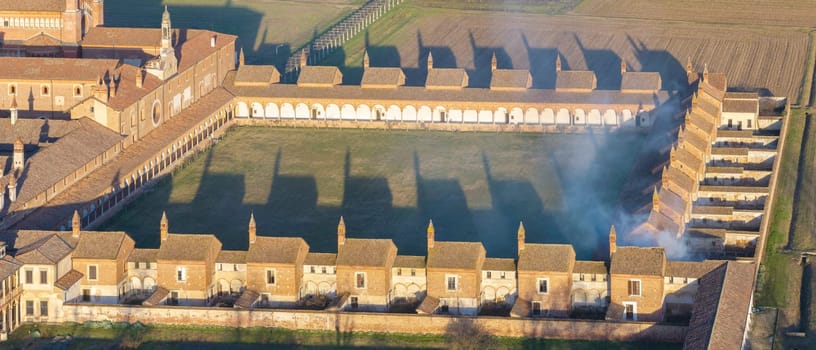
(0, 57, 120, 82)
(610, 247, 666, 276)
(0, 0, 65, 12)
(361, 67, 405, 88)
(73, 231, 133, 260)
(336, 238, 397, 268)
(297, 66, 342, 87)
(556, 70, 596, 91)
(234, 65, 280, 86)
(518, 244, 575, 272)
(427, 241, 485, 271)
(157, 233, 222, 263)
(490, 69, 532, 90)
(426, 68, 468, 89)
(246, 236, 308, 265)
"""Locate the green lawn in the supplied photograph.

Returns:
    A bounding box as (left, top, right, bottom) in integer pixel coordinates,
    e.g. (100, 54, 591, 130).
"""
(104, 0, 363, 65)
(101, 127, 646, 259)
(5, 323, 681, 350)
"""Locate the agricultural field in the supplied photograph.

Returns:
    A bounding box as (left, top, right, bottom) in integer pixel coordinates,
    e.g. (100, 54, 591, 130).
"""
(574, 0, 816, 28)
(101, 127, 649, 260)
(324, 4, 809, 102)
(105, 0, 363, 65)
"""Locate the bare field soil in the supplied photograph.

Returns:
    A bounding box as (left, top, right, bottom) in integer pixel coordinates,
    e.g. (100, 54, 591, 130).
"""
(105, 0, 362, 65)
(328, 5, 808, 101)
(574, 0, 816, 28)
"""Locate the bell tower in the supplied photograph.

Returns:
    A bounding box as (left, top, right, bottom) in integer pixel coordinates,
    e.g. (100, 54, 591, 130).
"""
(162, 6, 172, 49)
(146, 6, 178, 80)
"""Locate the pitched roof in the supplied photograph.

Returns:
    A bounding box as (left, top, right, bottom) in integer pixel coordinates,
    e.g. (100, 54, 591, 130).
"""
(336, 238, 397, 268)
(659, 187, 687, 217)
(610, 247, 666, 276)
(621, 72, 661, 92)
(0, 0, 65, 11)
(426, 68, 468, 89)
(142, 287, 169, 306)
(427, 241, 485, 271)
(127, 248, 158, 263)
(234, 289, 259, 309)
(54, 269, 83, 290)
(666, 260, 725, 279)
(483, 257, 516, 272)
(517, 244, 575, 272)
(157, 233, 222, 263)
(490, 69, 532, 90)
(393, 255, 425, 269)
(573, 261, 608, 275)
(684, 262, 755, 350)
(722, 98, 758, 114)
(0, 255, 22, 281)
(416, 295, 440, 315)
(361, 67, 405, 88)
(246, 236, 307, 265)
(73, 231, 132, 260)
(556, 70, 596, 91)
(14, 234, 74, 264)
(234, 65, 280, 86)
(0, 118, 80, 147)
(0, 57, 120, 82)
(216, 250, 247, 264)
(304, 252, 336, 266)
(297, 66, 342, 87)
(24, 33, 63, 47)
(102, 63, 163, 110)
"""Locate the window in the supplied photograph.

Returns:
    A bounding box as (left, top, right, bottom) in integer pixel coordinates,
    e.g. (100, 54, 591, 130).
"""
(350, 296, 359, 309)
(486, 271, 492, 279)
(176, 267, 186, 282)
(397, 268, 402, 276)
(266, 270, 275, 285)
(73, 85, 82, 97)
(579, 273, 585, 281)
(310, 266, 315, 273)
(40, 301, 48, 316)
(88, 265, 98, 281)
(747, 119, 752, 129)
(25, 270, 33, 284)
(25, 301, 33, 316)
(591, 274, 597, 282)
(537, 278, 549, 294)
(411, 269, 416, 277)
(82, 289, 90, 302)
(355, 272, 366, 289)
(217, 263, 223, 271)
(261, 293, 270, 306)
(446, 275, 458, 291)
(623, 302, 637, 320)
(40, 84, 49, 96)
(531, 301, 541, 316)
(40, 270, 47, 285)
(8, 84, 16, 95)
(321, 266, 327, 274)
(169, 291, 179, 305)
(628, 280, 641, 296)
(500, 272, 506, 279)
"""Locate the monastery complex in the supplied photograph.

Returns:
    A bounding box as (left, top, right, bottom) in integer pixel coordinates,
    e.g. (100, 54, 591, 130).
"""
(0, 1, 790, 348)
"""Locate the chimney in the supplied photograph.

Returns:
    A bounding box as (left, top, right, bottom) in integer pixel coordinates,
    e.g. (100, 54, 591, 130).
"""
(9, 94, 17, 125)
(8, 173, 16, 202)
(363, 50, 370, 69)
(337, 216, 346, 247)
(299, 50, 307, 70)
(160, 210, 169, 241)
(609, 225, 617, 257)
(136, 69, 144, 88)
(652, 186, 660, 212)
(13, 137, 24, 171)
(555, 55, 562, 73)
(238, 48, 245, 67)
(620, 60, 626, 74)
(0, 187, 4, 211)
(210, 34, 216, 48)
(72, 210, 81, 238)
(703, 63, 709, 82)
(491, 52, 497, 72)
(517, 221, 525, 257)
(670, 144, 677, 163)
(426, 51, 433, 71)
(426, 219, 435, 250)
(685, 56, 693, 76)
(662, 165, 670, 187)
(93, 76, 108, 102)
(248, 212, 257, 244)
(110, 74, 118, 98)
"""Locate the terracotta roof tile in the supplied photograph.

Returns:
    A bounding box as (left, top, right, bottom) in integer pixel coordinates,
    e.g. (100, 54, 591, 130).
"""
(573, 261, 608, 275)
(157, 233, 221, 263)
(490, 69, 532, 90)
(235, 65, 280, 86)
(518, 244, 575, 272)
(659, 187, 687, 217)
(297, 66, 342, 87)
(723, 99, 758, 114)
(483, 257, 516, 272)
(304, 252, 336, 266)
(666, 260, 725, 279)
(427, 241, 485, 271)
(556, 70, 596, 91)
(610, 247, 666, 276)
(621, 72, 661, 92)
(393, 255, 425, 269)
(246, 236, 307, 265)
(0, 57, 120, 82)
(142, 287, 169, 306)
(426, 68, 468, 89)
(103, 64, 163, 110)
(54, 269, 83, 290)
(692, 205, 733, 216)
(0, 255, 22, 281)
(216, 250, 247, 264)
(336, 238, 396, 268)
(14, 234, 73, 264)
(73, 231, 132, 260)
(127, 248, 158, 263)
(0, 119, 80, 148)
(234, 289, 259, 309)
(416, 295, 439, 314)
(361, 67, 405, 88)
(0, 0, 65, 11)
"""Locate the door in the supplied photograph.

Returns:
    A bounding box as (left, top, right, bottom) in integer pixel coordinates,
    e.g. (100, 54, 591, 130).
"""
(623, 302, 637, 320)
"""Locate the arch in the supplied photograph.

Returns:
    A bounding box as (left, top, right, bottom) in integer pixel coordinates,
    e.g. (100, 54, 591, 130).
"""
(341, 104, 356, 120)
(496, 286, 511, 303)
(311, 103, 325, 120)
(386, 105, 401, 121)
(326, 104, 341, 120)
(449, 109, 463, 123)
(588, 289, 602, 305)
(573, 289, 588, 304)
(482, 286, 497, 301)
(494, 107, 507, 124)
(250, 102, 264, 118)
(143, 277, 156, 291)
(305, 281, 318, 294)
(403, 105, 417, 121)
(603, 109, 618, 126)
(433, 106, 447, 122)
(280, 103, 295, 119)
(265, 103, 279, 119)
(556, 108, 571, 125)
(406, 283, 421, 298)
(509, 107, 523, 124)
(218, 279, 229, 295)
(587, 109, 602, 125)
(621, 109, 634, 126)
(524, 107, 539, 124)
(230, 279, 243, 293)
(541, 108, 555, 124)
(394, 283, 408, 298)
(130, 276, 142, 290)
(463, 109, 478, 123)
(356, 104, 371, 120)
(236, 102, 249, 118)
(317, 281, 334, 294)
(573, 108, 586, 125)
(295, 103, 310, 119)
(418, 106, 432, 122)
(373, 105, 386, 121)
(478, 110, 493, 124)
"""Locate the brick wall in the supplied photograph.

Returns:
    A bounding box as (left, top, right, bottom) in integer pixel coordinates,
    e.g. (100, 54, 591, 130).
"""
(60, 304, 687, 343)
